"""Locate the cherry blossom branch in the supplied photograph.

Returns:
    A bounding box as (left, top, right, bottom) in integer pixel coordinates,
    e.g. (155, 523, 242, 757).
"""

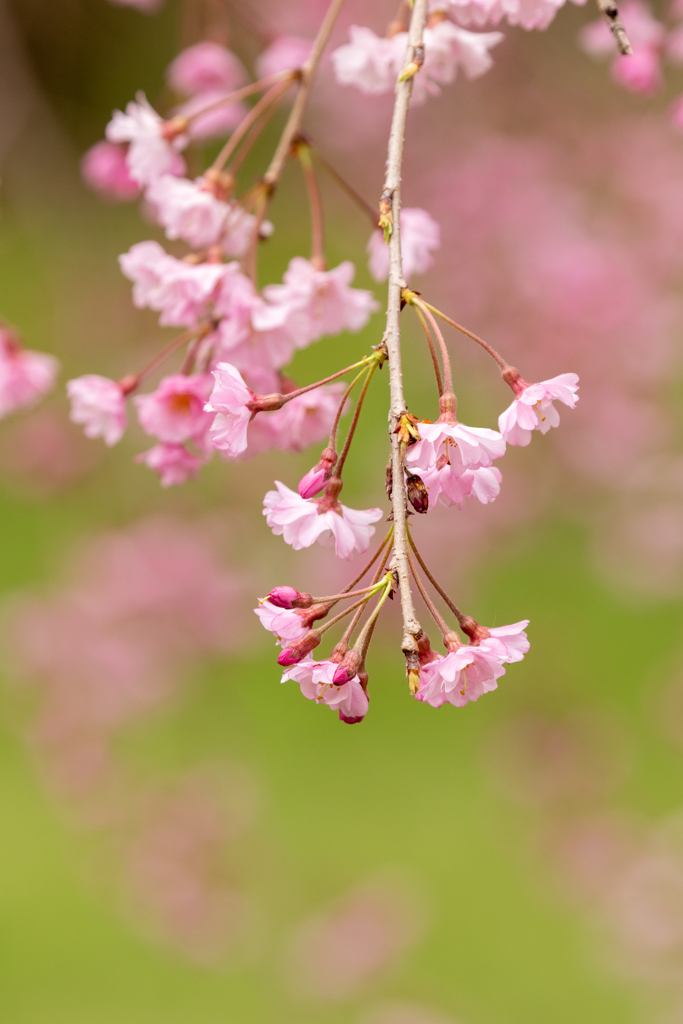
(595, 0, 633, 55)
(261, 350, 381, 410)
(183, 71, 296, 125)
(332, 362, 378, 479)
(308, 143, 379, 226)
(413, 299, 453, 395)
(407, 528, 465, 627)
(415, 295, 509, 372)
(382, 0, 428, 669)
(295, 141, 326, 270)
(327, 367, 368, 452)
(407, 548, 451, 638)
(211, 78, 293, 173)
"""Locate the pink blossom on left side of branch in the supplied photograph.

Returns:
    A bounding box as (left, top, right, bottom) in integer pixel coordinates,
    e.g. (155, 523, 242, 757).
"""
(106, 93, 187, 186)
(66, 375, 127, 446)
(498, 373, 579, 446)
(433, 0, 587, 31)
(81, 142, 141, 201)
(135, 373, 213, 445)
(281, 655, 369, 724)
(368, 208, 441, 282)
(136, 443, 206, 486)
(118, 241, 229, 328)
(263, 481, 383, 560)
(166, 42, 247, 96)
(254, 600, 308, 645)
(0, 331, 59, 418)
(205, 362, 254, 457)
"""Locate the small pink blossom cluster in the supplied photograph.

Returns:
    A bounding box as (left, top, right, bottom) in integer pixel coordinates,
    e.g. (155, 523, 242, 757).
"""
(0, 326, 59, 420)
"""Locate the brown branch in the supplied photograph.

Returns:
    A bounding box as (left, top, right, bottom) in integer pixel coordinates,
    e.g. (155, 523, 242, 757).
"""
(595, 0, 633, 55)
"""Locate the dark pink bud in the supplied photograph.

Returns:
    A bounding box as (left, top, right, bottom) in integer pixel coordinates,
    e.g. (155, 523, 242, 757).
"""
(248, 392, 286, 413)
(339, 668, 368, 724)
(459, 615, 491, 644)
(332, 650, 362, 685)
(277, 630, 321, 666)
(339, 712, 365, 724)
(267, 586, 312, 609)
(417, 631, 438, 666)
(298, 447, 338, 499)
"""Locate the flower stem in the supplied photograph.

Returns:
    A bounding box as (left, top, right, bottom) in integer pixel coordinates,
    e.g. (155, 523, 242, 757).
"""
(295, 141, 326, 270)
(277, 355, 378, 407)
(327, 367, 368, 452)
(124, 325, 203, 392)
(317, 584, 390, 636)
(412, 303, 443, 396)
(421, 300, 509, 371)
(353, 578, 394, 653)
(312, 582, 388, 603)
(407, 527, 464, 626)
(407, 548, 450, 637)
(308, 143, 379, 226)
(412, 298, 453, 395)
(332, 363, 377, 480)
(183, 71, 296, 126)
(340, 544, 395, 647)
(211, 79, 293, 173)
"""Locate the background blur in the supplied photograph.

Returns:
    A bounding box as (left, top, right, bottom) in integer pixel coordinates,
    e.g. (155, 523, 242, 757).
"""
(2, 0, 683, 1021)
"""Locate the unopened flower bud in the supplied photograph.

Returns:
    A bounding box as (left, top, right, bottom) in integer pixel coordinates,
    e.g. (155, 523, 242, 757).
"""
(277, 630, 321, 666)
(248, 392, 286, 413)
(459, 615, 491, 644)
(301, 602, 332, 628)
(417, 631, 438, 666)
(406, 473, 428, 514)
(266, 586, 313, 609)
(298, 447, 337, 499)
(332, 649, 362, 685)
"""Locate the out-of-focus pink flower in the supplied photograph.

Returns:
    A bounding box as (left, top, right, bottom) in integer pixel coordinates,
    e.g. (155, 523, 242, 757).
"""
(612, 47, 663, 93)
(66, 374, 126, 446)
(166, 42, 247, 96)
(173, 91, 246, 143)
(108, 0, 164, 11)
(332, 22, 502, 101)
(264, 385, 343, 453)
(136, 442, 206, 486)
(135, 373, 213, 444)
(106, 93, 187, 186)
(146, 175, 231, 249)
(205, 362, 254, 457)
(498, 373, 579, 446)
(262, 257, 378, 347)
(435, 0, 587, 31)
(81, 141, 141, 201)
(280, 655, 368, 723)
(0, 332, 58, 418)
(368, 208, 441, 282)
(263, 481, 383, 560)
(255, 36, 313, 79)
(254, 599, 308, 645)
(119, 241, 228, 328)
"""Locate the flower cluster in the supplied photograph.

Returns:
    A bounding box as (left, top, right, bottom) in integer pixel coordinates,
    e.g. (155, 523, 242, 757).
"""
(64, 0, 603, 724)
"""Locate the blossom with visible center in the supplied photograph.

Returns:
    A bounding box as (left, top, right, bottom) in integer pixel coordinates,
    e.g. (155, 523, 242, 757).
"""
(166, 42, 246, 96)
(81, 142, 140, 201)
(66, 374, 126, 446)
(263, 481, 383, 560)
(498, 373, 579, 446)
(106, 93, 187, 186)
(281, 655, 369, 723)
(432, 0, 586, 31)
(146, 175, 231, 249)
(254, 599, 308, 646)
(262, 257, 378, 347)
(405, 421, 506, 492)
(135, 373, 213, 444)
(0, 334, 59, 418)
(136, 442, 206, 486)
(119, 241, 229, 328)
(205, 362, 254, 457)
(255, 36, 313, 79)
(368, 208, 441, 282)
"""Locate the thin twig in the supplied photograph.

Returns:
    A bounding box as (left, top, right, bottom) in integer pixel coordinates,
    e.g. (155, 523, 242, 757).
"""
(296, 143, 326, 269)
(309, 144, 379, 226)
(595, 0, 633, 56)
(407, 548, 450, 637)
(413, 304, 443, 396)
(420, 299, 508, 372)
(408, 528, 464, 626)
(333, 364, 377, 479)
(210, 79, 292, 172)
(382, 0, 428, 664)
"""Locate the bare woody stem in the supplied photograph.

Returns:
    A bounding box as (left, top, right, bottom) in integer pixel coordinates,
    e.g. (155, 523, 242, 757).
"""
(421, 299, 509, 372)
(383, 0, 428, 663)
(407, 528, 464, 626)
(272, 355, 376, 408)
(327, 367, 368, 452)
(595, 0, 633, 55)
(332, 363, 377, 479)
(413, 304, 443, 396)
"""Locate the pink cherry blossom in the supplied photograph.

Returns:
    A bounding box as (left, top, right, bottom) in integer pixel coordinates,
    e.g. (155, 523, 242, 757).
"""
(298, 465, 328, 499)
(173, 91, 246, 143)
(81, 142, 140, 201)
(106, 93, 187, 186)
(134, 373, 213, 444)
(484, 620, 530, 662)
(0, 334, 59, 418)
(263, 481, 383, 560)
(66, 375, 126, 446)
(368, 208, 441, 282)
(280, 655, 369, 723)
(262, 257, 378, 347)
(146, 175, 231, 249)
(136, 442, 206, 486)
(612, 48, 663, 93)
(331, 26, 397, 95)
(498, 373, 579, 446)
(118, 241, 228, 328)
(416, 643, 504, 708)
(434, 0, 587, 31)
(264, 587, 304, 609)
(254, 599, 308, 645)
(406, 421, 506, 481)
(166, 42, 246, 96)
(255, 36, 313, 79)
(419, 461, 503, 508)
(205, 362, 254, 457)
